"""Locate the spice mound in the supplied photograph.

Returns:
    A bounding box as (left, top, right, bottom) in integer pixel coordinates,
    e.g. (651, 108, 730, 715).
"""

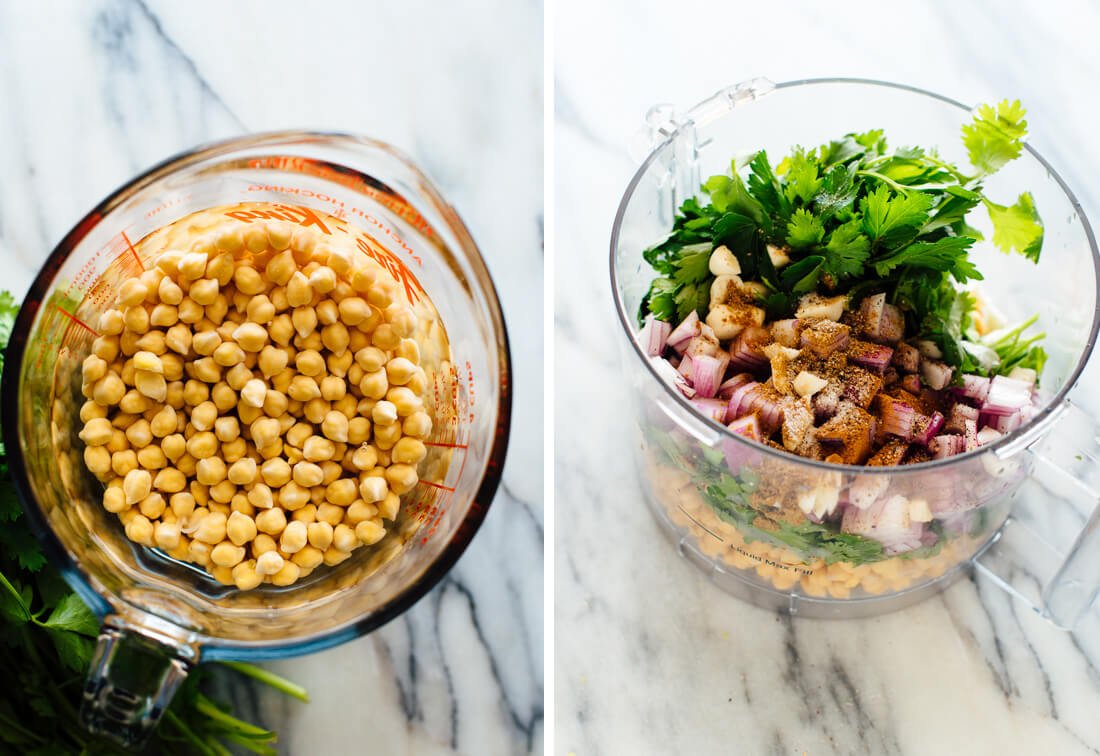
(78, 206, 433, 590)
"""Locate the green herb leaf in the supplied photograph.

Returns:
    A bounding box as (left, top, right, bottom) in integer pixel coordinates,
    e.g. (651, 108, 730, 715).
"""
(873, 236, 981, 282)
(782, 148, 824, 204)
(860, 184, 934, 243)
(984, 192, 1044, 262)
(780, 255, 825, 294)
(785, 208, 825, 249)
(44, 594, 99, 637)
(962, 99, 1028, 176)
(822, 220, 871, 280)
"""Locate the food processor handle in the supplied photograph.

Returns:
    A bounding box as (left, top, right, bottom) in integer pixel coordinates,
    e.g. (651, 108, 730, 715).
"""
(80, 620, 193, 749)
(973, 398, 1100, 630)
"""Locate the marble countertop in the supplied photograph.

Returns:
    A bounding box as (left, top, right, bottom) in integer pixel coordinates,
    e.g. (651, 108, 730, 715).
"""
(555, 1, 1100, 754)
(0, 2, 542, 754)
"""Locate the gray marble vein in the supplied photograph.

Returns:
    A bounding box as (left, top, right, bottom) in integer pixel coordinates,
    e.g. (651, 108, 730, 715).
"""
(556, 1, 1100, 754)
(0, 1, 542, 754)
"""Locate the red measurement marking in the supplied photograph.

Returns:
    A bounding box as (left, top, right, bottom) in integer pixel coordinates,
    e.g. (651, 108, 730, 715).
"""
(54, 305, 99, 337)
(120, 230, 144, 270)
(423, 441, 469, 449)
(417, 479, 456, 493)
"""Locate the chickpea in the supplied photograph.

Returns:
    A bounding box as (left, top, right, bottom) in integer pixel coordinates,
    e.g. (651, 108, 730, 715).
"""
(270, 560, 301, 587)
(139, 492, 167, 519)
(327, 350, 354, 378)
(288, 375, 321, 401)
(348, 417, 372, 446)
(79, 417, 113, 446)
(161, 434, 187, 463)
(99, 308, 125, 335)
(292, 306, 318, 339)
(211, 542, 246, 568)
(125, 514, 155, 547)
(332, 523, 357, 552)
(286, 271, 313, 307)
(190, 357, 221, 383)
(395, 339, 420, 364)
(93, 373, 126, 406)
(320, 411, 349, 443)
(154, 467, 187, 493)
(392, 438, 427, 465)
(257, 345, 288, 378)
(255, 507, 287, 536)
(385, 464, 418, 495)
(279, 520, 308, 554)
(103, 487, 127, 513)
(359, 476, 388, 503)
(302, 436, 335, 462)
(303, 398, 330, 425)
(338, 297, 370, 326)
(263, 390, 289, 418)
(92, 335, 121, 362)
(387, 387, 421, 417)
(150, 406, 177, 438)
(112, 450, 139, 477)
(232, 560, 264, 591)
(186, 431, 218, 459)
(260, 457, 292, 488)
(226, 363, 253, 391)
(212, 341, 245, 367)
(292, 461, 324, 488)
(278, 482, 311, 511)
(325, 478, 358, 506)
(196, 457, 228, 486)
(355, 520, 386, 546)
(295, 349, 324, 377)
(372, 401, 398, 426)
(240, 378, 267, 408)
(123, 468, 153, 505)
(250, 417, 281, 450)
(193, 511, 228, 544)
(226, 510, 258, 546)
(227, 457, 258, 486)
(269, 313, 295, 345)
(403, 411, 432, 439)
(209, 480, 237, 504)
(233, 322, 268, 352)
(247, 483, 274, 510)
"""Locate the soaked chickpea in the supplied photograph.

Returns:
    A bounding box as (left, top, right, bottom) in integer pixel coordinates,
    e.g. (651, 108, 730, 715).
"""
(78, 207, 440, 588)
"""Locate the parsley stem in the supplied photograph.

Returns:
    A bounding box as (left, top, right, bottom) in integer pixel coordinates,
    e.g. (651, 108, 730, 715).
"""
(0, 710, 45, 745)
(163, 711, 219, 756)
(194, 694, 274, 737)
(219, 661, 310, 702)
(0, 569, 31, 620)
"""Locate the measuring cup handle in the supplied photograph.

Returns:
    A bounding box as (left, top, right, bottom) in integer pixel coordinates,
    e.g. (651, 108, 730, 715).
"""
(974, 398, 1100, 629)
(80, 620, 192, 749)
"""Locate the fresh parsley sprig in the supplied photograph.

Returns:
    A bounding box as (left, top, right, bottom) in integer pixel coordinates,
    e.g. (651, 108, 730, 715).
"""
(0, 292, 305, 755)
(639, 100, 1046, 376)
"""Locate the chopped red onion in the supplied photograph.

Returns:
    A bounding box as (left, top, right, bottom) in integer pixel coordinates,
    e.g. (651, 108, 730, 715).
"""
(930, 434, 963, 458)
(877, 395, 917, 439)
(849, 341, 894, 374)
(717, 372, 753, 400)
(689, 397, 728, 423)
(726, 381, 760, 422)
(990, 410, 1023, 434)
(909, 411, 944, 446)
(727, 414, 762, 442)
(920, 359, 954, 391)
(858, 294, 905, 343)
(728, 326, 770, 371)
(1008, 366, 1037, 388)
(945, 402, 980, 434)
(892, 342, 921, 373)
(963, 418, 979, 451)
(982, 375, 1032, 416)
(690, 353, 730, 398)
(667, 310, 701, 354)
(640, 315, 671, 357)
(900, 373, 922, 394)
(976, 426, 1003, 446)
(953, 374, 991, 403)
(677, 354, 694, 382)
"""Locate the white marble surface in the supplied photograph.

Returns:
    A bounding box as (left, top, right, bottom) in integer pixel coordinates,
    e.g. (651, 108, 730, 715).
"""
(0, 1, 542, 754)
(555, 1, 1100, 754)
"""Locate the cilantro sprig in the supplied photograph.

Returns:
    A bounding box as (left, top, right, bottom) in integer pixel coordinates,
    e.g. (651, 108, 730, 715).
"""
(0, 292, 305, 754)
(639, 99, 1045, 376)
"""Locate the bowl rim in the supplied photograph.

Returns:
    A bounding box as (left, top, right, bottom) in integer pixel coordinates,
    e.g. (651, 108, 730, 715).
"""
(609, 76, 1100, 476)
(0, 130, 513, 659)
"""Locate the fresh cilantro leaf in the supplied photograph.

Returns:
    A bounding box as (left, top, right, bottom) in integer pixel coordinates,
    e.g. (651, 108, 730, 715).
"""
(747, 150, 792, 224)
(823, 219, 870, 279)
(782, 148, 823, 204)
(641, 277, 678, 323)
(925, 185, 982, 233)
(46, 629, 94, 672)
(673, 282, 711, 323)
(813, 163, 859, 219)
(785, 208, 825, 249)
(873, 236, 981, 282)
(984, 192, 1043, 262)
(44, 594, 99, 637)
(705, 172, 768, 228)
(962, 99, 1028, 176)
(860, 185, 934, 242)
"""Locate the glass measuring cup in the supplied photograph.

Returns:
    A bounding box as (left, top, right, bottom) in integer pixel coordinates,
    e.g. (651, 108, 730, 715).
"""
(612, 78, 1100, 625)
(1, 132, 511, 747)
